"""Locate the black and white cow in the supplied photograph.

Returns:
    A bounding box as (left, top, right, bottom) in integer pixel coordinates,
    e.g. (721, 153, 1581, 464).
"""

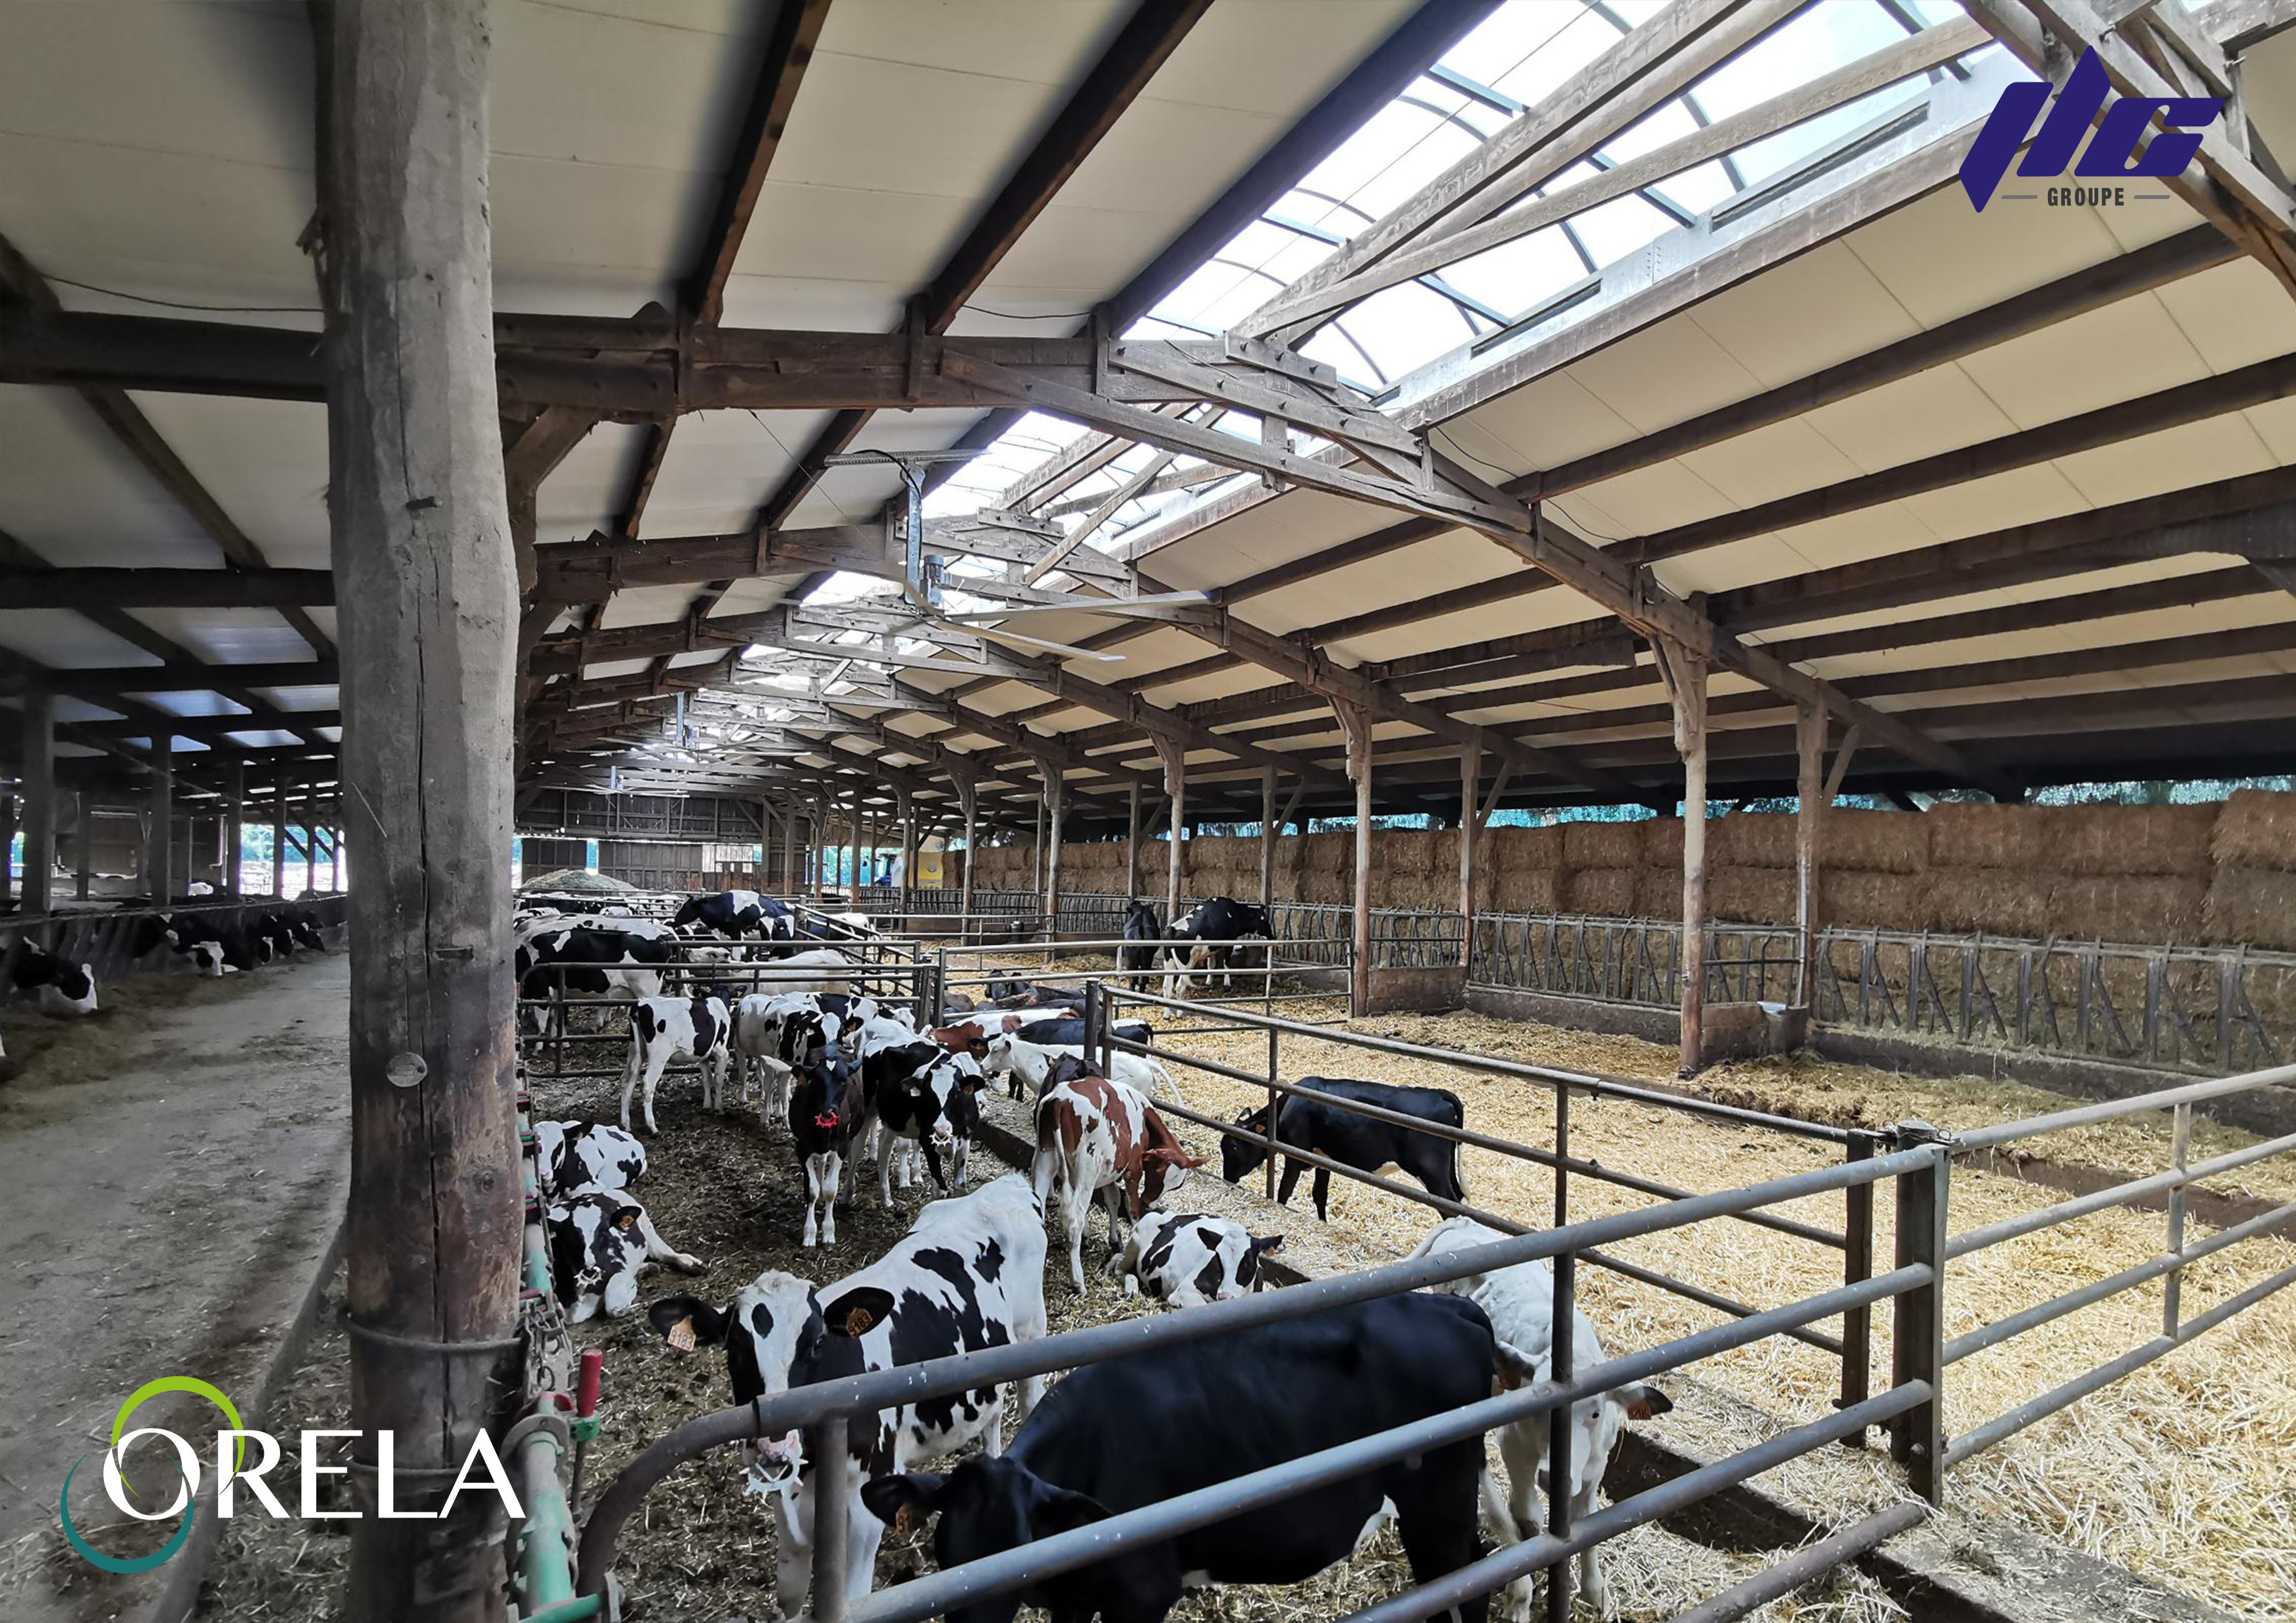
(10, 944, 99, 1017)
(1168, 895, 1273, 992)
(861, 1292, 1515, 1623)
(619, 993, 734, 1133)
(786, 1031, 867, 1247)
(274, 905, 327, 953)
(518, 929, 677, 1036)
(1221, 1075, 1465, 1221)
(865, 1043, 986, 1203)
(545, 1188, 704, 1321)
(1117, 898, 1161, 990)
(1119, 1210, 1282, 1308)
(1005, 1013, 1153, 1049)
(531, 1120, 646, 1198)
(128, 911, 253, 976)
(672, 889, 789, 942)
(649, 1173, 1049, 1617)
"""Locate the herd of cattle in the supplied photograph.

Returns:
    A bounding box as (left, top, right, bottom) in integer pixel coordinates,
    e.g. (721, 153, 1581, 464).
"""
(534, 889, 1670, 1622)
(0, 899, 332, 1061)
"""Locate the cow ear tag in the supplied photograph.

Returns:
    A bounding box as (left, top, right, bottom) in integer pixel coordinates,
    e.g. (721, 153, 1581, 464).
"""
(616, 1211, 639, 1232)
(667, 1317, 697, 1353)
(844, 1306, 876, 1336)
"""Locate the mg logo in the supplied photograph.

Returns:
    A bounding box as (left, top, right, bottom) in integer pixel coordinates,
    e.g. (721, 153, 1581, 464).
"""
(1961, 48, 2221, 210)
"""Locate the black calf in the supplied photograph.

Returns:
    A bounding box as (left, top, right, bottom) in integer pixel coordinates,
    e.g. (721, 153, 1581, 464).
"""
(1221, 1075, 1465, 1221)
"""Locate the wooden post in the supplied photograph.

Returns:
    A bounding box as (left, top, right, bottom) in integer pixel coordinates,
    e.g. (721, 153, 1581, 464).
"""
(813, 792, 829, 902)
(1031, 793, 1046, 902)
(1795, 703, 1825, 1009)
(1334, 702, 1374, 1018)
(75, 793, 93, 900)
(145, 738, 174, 902)
(956, 776, 978, 941)
(846, 785, 861, 899)
(1154, 736, 1186, 939)
(1657, 641, 1710, 1077)
(1041, 768, 1066, 941)
(1125, 779, 1143, 902)
(20, 688, 55, 914)
(1259, 766, 1277, 913)
(321, 1, 523, 1613)
(271, 770, 288, 897)
(0, 787, 13, 907)
(1458, 731, 1482, 971)
(898, 789, 916, 919)
(303, 781, 319, 897)
(224, 758, 246, 895)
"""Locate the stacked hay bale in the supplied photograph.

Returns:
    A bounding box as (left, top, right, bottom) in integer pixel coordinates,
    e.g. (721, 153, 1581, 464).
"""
(1818, 811, 1934, 931)
(1926, 802, 2212, 942)
(1375, 825, 1441, 908)
(1297, 830, 1352, 904)
(1562, 820, 1641, 916)
(1483, 825, 1564, 914)
(2205, 790, 2296, 950)
(1704, 813, 1796, 925)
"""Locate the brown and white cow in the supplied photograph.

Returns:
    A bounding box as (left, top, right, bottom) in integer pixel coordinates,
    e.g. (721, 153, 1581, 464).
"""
(1031, 1067, 1203, 1293)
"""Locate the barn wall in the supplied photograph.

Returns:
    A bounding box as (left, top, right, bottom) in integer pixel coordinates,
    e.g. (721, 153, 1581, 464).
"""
(961, 789, 2296, 951)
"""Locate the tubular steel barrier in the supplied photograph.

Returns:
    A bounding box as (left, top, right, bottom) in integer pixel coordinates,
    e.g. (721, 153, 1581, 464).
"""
(1, 892, 350, 997)
(574, 1147, 1941, 1621)
(939, 935, 1353, 1031)
(1102, 985, 1876, 1384)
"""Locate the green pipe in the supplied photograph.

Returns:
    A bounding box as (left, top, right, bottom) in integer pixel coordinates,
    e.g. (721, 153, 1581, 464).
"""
(513, 1419, 581, 1617)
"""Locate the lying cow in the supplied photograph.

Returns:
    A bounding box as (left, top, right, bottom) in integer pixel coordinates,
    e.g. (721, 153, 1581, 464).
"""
(532, 1120, 645, 1198)
(1003, 1012, 1152, 1050)
(1410, 1216, 1674, 1616)
(546, 1188, 703, 1321)
(619, 993, 734, 1133)
(1223, 1075, 1465, 1221)
(861, 1292, 1515, 1623)
(649, 1173, 1049, 1618)
(1119, 1210, 1282, 1308)
(128, 912, 253, 976)
(10, 944, 99, 1016)
(1033, 1069, 1202, 1293)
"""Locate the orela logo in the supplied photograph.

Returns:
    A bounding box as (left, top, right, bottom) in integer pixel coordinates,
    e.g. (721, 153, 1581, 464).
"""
(60, 1376, 523, 1572)
(1960, 48, 2222, 210)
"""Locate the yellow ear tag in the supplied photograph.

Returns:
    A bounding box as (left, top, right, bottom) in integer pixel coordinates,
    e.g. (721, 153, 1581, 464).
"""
(846, 1306, 876, 1336)
(893, 1503, 917, 1538)
(667, 1317, 697, 1352)
(616, 1212, 639, 1232)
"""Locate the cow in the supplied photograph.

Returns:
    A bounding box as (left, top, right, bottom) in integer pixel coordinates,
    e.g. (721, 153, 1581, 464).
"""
(1003, 1013, 1153, 1049)
(273, 905, 328, 953)
(1033, 1069, 1202, 1293)
(128, 912, 253, 975)
(984, 1030, 1179, 1107)
(861, 1292, 1518, 1623)
(620, 993, 734, 1133)
(1119, 1210, 1282, 1309)
(648, 1173, 1049, 1618)
(751, 946, 861, 999)
(531, 1120, 645, 1198)
(545, 1188, 703, 1322)
(1117, 898, 1161, 990)
(518, 929, 677, 1036)
(788, 1033, 866, 1247)
(1408, 1216, 1674, 1616)
(1167, 895, 1273, 993)
(1222, 1075, 1465, 1222)
(867, 1043, 987, 1204)
(9, 945, 99, 1016)
(929, 1020, 990, 1063)
(672, 888, 779, 940)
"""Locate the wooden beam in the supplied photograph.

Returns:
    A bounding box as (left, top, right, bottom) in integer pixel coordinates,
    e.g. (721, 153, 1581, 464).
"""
(20, 688, 56, 913)
(1655, 640, 1708, 1076)
(1793, 704, 1823, 1007)
(0, 658, 340, 696)
(0, 566, 334, 609)
(321, 2, 520, 1615)
(689, 0, 834, 326)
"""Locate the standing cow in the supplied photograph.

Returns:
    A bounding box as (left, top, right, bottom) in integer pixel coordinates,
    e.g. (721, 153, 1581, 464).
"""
(1222, 1075, 1465, 1221)
(1033, 1069, 1202, 1293)
(619, 993, 735, 1133)
(648, 1174, 1049, 1618)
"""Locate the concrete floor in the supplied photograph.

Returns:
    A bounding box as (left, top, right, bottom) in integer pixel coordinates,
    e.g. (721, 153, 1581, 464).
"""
(0, 952, 350, 1623)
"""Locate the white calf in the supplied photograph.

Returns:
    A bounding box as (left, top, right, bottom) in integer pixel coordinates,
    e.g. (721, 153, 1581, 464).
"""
(1407, 1216, 1674, 1618)
(620, 994, 735, 1133)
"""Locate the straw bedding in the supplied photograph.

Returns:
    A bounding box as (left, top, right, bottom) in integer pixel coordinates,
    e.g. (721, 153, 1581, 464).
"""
(1130, 1007, 2296, 1622)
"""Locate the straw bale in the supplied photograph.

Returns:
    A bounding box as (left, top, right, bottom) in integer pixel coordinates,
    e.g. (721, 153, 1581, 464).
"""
(2211, 788, 2296, 874)
(1382, 830, 1432, 876)
(1485, 824, 1563, 869)
(1709, 812, 1796, 870)
(1821, 811, 1927, 875)
(1425, 828, 1461, 884)
(1563, 819, 1643, 868)
(1640, 817, 1683, 869)
(1926, 869, 2056, 937)
(2052, 803, 2217, 878)
(1301, 830, 1351, 874)
(1634, 865, 1679, 921)
(1926, 802, 2050, 872)
(2204, 866, 2296, 950)
(2047, 875, 2206, 944)
(1384, 870, 1458, 910)
(1709, 865, 1795, 925)
(1819, 870, 1934, 931)
(1564, 866, 1637, 916)
(1492, 868, 1564, 914)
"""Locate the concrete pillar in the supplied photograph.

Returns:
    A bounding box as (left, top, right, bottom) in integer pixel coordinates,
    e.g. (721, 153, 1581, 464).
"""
(1795, 704, 1825, 1009)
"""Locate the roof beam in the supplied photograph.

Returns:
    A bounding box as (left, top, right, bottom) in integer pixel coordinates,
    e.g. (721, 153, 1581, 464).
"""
(689, 0, 836, 326)
(0, 658, 338, 697)
(0, 567, 334, 610)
